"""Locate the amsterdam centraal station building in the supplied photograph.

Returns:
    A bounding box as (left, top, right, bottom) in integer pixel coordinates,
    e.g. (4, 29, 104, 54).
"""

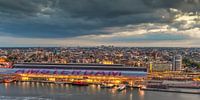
(0, 63, 147, 85)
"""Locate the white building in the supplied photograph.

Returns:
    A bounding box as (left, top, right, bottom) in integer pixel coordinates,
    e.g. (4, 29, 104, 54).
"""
(172, 55, 182, 71)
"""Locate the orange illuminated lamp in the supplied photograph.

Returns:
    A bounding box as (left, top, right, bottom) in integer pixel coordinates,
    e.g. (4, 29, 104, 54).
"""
(193, 77, 200, 81)
(102, 60, 114, 65)
(114, 80, 121, 84)
(0, 58, 6, 62)
(49, 78, 56, 81)
(22, 77, 29, 81)
(0, 57, 12, 68)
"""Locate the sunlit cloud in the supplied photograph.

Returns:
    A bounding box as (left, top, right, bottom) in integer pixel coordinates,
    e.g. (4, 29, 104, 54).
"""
(0, 0, 199, 47)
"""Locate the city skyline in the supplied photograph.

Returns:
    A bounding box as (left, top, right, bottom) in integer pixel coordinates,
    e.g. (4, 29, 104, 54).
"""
(0, 0, 200, 47)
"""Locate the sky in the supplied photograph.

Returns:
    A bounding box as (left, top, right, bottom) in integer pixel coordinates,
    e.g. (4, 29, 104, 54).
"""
(0, 0, 200, 47)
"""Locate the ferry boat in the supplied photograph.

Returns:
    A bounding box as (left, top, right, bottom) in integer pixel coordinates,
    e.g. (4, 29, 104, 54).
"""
(168, 84, 200, 89)
(117, 84, 126, 91)
(72, 81, 89, 86)
(146, 84, 169, 89)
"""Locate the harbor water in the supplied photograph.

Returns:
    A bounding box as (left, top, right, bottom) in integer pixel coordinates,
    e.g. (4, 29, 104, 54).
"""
(1, 82, 200, 100)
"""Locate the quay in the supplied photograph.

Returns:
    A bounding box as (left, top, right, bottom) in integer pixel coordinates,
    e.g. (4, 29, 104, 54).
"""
(141, 88, 200, 94)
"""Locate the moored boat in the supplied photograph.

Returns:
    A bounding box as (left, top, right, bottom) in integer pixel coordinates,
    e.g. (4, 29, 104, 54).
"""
(0, 79, 4, 83)
(146, 84, 169, 89)
(54, 81, 66, 84)
(3, 78, 14, 83)
(72, 81, 89, 86)
(117, 84, 126, 91)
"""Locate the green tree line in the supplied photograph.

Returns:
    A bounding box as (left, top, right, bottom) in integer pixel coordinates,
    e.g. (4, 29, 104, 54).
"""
(183, 58, 200, 69)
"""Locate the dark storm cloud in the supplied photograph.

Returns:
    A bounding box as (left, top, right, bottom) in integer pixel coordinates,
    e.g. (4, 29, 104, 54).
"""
(0, 0, 199, 38)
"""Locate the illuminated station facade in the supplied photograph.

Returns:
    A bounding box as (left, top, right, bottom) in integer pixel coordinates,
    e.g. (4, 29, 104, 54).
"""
(0, 63, 147, 85)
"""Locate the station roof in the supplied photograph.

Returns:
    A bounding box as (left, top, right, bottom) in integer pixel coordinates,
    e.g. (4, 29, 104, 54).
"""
(13, 63, 147, 72)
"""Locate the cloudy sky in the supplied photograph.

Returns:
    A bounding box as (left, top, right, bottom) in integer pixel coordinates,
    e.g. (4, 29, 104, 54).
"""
(0, 0, 199, 47)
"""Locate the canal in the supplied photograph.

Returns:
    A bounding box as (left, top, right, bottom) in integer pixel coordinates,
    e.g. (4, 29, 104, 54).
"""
(0, 82, 200, 100)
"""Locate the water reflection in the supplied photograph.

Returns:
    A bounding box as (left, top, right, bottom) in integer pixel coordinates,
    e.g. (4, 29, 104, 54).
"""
(138, 89, 145, 97)
(111, 88, 116, 94)
(129, 93, 133, 100)
(96, 85, 101, 91)
(20, 82, 29, 89)
(138, 89, 145, 100)
(1, 83, 200, 100)
(121, 89, 127, 95)
(90, 84, 96, 93)
(50, 83, 54, 89)
(4, 83, 9, 89)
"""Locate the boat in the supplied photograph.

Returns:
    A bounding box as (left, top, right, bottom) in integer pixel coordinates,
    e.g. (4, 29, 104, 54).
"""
(146, 84, 169, 89)
(72, 81, 89, 86)
(54, 81, 66, 84)
(0, 79, 4, 83)
(117, 84, 126, 91)
(141, 88, 200, 94)
(100, 83, 115, 88)
(3, 78, 14, 83)
(168, 84, 200, 89)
